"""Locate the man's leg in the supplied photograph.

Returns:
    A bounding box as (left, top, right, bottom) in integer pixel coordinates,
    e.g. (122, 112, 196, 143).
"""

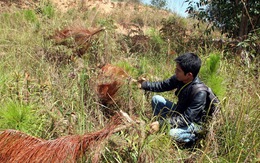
(169, 123, 203, 143)
(151, 95, 176, 118)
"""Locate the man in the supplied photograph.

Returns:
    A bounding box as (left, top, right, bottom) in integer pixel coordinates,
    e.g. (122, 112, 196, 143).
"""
(139, 53, 207, 144)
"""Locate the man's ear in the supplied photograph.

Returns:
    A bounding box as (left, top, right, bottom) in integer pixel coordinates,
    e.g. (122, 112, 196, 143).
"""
(187, 72, 193, 78)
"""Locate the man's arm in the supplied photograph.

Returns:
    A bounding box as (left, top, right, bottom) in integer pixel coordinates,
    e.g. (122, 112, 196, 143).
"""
(141, 75, 178, 92)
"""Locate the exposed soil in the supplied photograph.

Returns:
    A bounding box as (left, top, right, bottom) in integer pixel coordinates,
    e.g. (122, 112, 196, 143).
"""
(0, 0, 134, 13)
(0, 0, 171, 36)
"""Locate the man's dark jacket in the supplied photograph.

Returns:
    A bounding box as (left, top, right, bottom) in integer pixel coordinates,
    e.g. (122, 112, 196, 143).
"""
(141, 75, 207, 128)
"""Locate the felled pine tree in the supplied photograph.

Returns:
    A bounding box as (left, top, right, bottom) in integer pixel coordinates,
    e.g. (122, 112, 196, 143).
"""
(97, 63, 135, 106)
(0, 113, 125, 163)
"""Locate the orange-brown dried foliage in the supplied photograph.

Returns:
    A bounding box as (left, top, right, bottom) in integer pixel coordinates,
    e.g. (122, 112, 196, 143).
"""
(0, 130, 44, 162)
(100, 63, 130, 79)
(50, 27, 105, 57)
(0, 114, 123, 163)
(97, 64, 130, 105)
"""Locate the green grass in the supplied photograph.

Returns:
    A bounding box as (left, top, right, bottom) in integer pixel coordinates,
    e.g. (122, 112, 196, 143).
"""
(0, 1, 259, 162)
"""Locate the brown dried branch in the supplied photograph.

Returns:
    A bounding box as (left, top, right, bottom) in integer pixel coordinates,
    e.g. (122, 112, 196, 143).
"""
(96, 64, 133, 106)
(0, 130, 44, 162)
(50, 27, 105, 57)
(0, 112, 132, 163)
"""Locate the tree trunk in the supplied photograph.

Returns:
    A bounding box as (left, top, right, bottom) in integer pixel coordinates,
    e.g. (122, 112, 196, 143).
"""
(238, 0, 249, 39)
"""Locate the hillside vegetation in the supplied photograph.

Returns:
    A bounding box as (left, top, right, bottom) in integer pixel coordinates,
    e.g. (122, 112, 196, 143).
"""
(0, 0, 259, 162)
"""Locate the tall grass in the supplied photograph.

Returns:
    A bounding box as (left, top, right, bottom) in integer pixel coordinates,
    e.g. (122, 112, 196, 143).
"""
(0, 1, 259, 162)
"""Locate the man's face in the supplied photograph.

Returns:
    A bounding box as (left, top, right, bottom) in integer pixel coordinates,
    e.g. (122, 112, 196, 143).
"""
(175, 63, 193, 83)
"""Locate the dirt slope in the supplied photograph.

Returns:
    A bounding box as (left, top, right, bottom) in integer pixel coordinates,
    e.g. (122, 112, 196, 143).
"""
(0, 0, 144, 14)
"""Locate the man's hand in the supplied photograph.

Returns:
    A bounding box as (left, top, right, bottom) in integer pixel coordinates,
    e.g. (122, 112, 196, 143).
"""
(137, 77, 146, 89)
(150, 121, 160, 133)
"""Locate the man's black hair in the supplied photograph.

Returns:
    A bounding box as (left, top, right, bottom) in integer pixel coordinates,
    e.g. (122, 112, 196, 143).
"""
(174, 53, 201, 77)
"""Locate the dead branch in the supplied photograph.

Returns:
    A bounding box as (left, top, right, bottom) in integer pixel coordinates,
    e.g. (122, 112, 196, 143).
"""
(50, 27, 105, 57)
(0, 111, 140, 163)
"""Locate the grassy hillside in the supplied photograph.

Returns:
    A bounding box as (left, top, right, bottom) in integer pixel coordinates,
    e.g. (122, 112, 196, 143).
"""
(0, 0, 259, 162)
